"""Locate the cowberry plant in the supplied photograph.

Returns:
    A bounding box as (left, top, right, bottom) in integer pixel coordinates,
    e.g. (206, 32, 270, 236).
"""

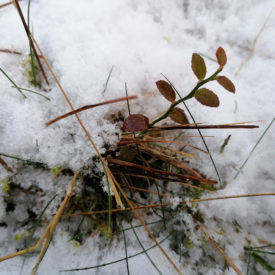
(123, 47, 235, 132)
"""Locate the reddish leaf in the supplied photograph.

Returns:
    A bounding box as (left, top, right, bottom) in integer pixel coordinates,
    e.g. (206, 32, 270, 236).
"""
(194, 88, 219, 107)
(191, 53, 207, 80)
(156, 80, 176, 102)
(122, 114, 150, 132)
(216, 47, 227, 67)
(216, 76, 235, 93)
(169, 107, 189, 125)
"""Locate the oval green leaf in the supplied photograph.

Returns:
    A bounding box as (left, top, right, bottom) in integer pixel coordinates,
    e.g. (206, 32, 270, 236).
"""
(156, 80, 176, 102)
(216, 76, 235, 93)
(216, 47, 227, 67)
(191, 53, 207, 80)
(122, 114, 150, 132)
(194, 88, 220, 107)
(169, 107, 189, 125)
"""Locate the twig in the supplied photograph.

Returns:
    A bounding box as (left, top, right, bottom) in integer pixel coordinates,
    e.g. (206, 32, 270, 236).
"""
(45, 95, 137, 126)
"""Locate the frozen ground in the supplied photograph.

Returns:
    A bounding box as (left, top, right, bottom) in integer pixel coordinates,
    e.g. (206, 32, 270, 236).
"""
(0, 0, 274, 274)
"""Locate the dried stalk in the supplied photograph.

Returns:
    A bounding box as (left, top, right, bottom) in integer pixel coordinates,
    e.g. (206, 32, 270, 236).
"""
(45, 95, 137, 126)
(193, 219, 242, 275)
(13, 0, 49, 85)
(0, 171, 79, 265)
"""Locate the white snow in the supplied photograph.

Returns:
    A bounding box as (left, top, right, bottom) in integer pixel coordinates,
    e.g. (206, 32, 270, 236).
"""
(0, 0, 275, 274)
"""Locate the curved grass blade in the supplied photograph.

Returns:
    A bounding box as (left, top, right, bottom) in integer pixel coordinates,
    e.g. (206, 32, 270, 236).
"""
(234, 117, 274, 179)
(0, 68, 26, 98)
(12, 86, 50, 100)
(60, 232, 173, 272)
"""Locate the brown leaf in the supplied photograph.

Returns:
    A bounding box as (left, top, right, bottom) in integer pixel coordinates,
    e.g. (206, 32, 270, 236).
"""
(191, 53, 207, 80)
(194, 88, 220, 107)
(215, 76, 235, 93)
(216, 47, 227, 67)
(122, 114, 150, 132)
(169, 107, 189, 125)
(156, 80, 176, 102)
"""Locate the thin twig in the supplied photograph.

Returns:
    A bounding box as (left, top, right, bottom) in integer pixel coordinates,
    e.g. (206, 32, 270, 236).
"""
(45, 95, 137, 126)
(0, 49, 22, 55)
(67, 192, 275, 217)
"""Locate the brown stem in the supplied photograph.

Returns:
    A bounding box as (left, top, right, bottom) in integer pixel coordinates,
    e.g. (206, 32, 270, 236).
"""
(0, 49, 22, 55)
(13, 0, 49, 85)
(107, 157, 217, 184)
(45, 95, 138, 126)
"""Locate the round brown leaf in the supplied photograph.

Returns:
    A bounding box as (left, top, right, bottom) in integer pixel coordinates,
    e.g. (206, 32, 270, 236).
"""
(169, 107, 189, 125)
(122, 114, 150, 132)
(191, 53, 207, 80)
(156, 80, 176, 102)
(194, 88, 220, 107)
(216, 76, 235, 93)
(216, 47, 227, 67)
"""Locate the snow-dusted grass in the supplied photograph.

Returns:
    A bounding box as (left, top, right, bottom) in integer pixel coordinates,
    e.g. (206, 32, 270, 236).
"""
(0, 0, 275, 274)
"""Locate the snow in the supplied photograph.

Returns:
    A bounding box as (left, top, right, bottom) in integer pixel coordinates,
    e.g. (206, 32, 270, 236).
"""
(0, 0, 275, 274)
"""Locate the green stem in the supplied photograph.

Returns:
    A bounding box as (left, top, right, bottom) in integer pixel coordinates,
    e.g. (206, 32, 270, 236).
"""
(151, 67, 222, 126)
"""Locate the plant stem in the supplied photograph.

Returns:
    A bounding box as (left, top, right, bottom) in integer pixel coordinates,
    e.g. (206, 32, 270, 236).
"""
(151, 67, 222, 126)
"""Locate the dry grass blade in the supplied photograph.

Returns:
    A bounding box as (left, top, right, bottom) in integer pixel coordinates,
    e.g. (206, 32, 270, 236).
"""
(0, 0, 21, 9)
(235, 5, 275, 76)
(107, 157, 217, 184)
(139, 145, 203, 178)
(31, 35, 124, 210)
(190, 192, 275, 203)
(193, 219, 243, 275)
(45, 95, 137, 126)
(122, 184, 172, 198)
(0, 48, 22, 55)
(111, 170, 214, 192)
(154, 124, 259, 130)
(0, 157, 13, 172)
(109, 173, 183, 275)
(67, 192, 275, 217)
(0, 225, 50, 262)
(31, 171, 80, 274)
(0, 171, 79, 265)
(67, 203, 173, 217)
(121, 135, 209, 155)
(13, 0, 49, 85)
